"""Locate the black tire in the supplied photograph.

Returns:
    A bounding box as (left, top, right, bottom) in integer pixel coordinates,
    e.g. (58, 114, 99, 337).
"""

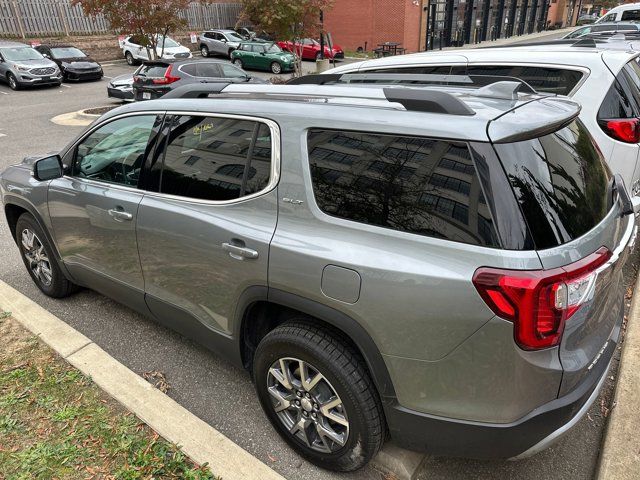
(253, 321, 385, 472)
(125, 51, 137, 66)
(7, 72, 20, 90)
(232, 58, 244, 69)
(270, 61, 282, 74)
(15, 213, 77, 298)
(200, 45, 209, 57)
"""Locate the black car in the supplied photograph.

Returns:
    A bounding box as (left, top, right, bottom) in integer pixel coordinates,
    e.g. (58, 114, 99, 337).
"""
(133, 59, 266, 101)
(35, 44, 103, 81)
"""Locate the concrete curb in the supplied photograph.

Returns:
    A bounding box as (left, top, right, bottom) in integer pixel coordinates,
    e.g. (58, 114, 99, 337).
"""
(0, 280, 285, 480)
(51, 109, 100, 127)
(596, 272, 640, 479)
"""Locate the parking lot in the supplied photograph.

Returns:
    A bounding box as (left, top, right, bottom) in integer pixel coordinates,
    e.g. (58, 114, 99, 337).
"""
(0, 55, 635, 480)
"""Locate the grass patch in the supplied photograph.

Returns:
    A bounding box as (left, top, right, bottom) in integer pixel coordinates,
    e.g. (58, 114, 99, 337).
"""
(344, 50, 373, 59)
(0, 316, 219, 480)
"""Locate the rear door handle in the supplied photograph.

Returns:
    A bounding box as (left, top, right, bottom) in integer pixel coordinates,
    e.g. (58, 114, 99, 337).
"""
(108, 208, 133, 221)
(222, 242, 259, 260)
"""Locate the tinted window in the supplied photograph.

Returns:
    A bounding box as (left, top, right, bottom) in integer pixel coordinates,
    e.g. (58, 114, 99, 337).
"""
(73, 115, 159, 187)
(307, 130, 500, 247)
(494, 120, 610, 249)
(137, 64, 168, 78)
(179, 63, 197, 76)
(597, 68, 640, 120)
(621, 10, 640, 21)
(196, 63, 221, 78)
(159, 116, 272, 201)
(462, 65, 583, 95)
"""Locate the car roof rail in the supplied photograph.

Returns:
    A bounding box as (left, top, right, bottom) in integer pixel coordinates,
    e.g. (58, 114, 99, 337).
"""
(382, 88, 475, 115)
(287, 72, 538, 95)
(161, 82, 231, 99)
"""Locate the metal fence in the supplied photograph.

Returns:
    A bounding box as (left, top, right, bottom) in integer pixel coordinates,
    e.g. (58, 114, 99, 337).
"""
(0, 0, 243, 38)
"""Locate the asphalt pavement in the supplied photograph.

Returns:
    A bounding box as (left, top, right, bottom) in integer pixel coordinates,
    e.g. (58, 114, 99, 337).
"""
(0, 50, 633, 480)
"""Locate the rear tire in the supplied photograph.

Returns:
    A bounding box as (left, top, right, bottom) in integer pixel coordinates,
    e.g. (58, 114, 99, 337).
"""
(7, 72, 20, 90)
(270, 62, 282, 74)
(15, 213, 78, 298)
(253, 321, 385, 472)
(200, 45, 209, 57)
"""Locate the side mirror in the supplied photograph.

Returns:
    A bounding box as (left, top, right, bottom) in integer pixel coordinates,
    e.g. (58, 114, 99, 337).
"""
(33, 155, 63, 181)
(221, 38, 227, 43)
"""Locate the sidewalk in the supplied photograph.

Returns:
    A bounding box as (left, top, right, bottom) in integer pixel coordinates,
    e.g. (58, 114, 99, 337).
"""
(450, 27, 574, 49)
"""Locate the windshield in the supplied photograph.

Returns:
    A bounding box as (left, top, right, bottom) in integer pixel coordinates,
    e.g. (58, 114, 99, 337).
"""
(226, 32, 245, 42)
(158, 36, 179, 48)
(51, 47, 87, 59)
(0, 47, 43, 61)
(494, 120, 611, 249)
(267, 44, 283, 53)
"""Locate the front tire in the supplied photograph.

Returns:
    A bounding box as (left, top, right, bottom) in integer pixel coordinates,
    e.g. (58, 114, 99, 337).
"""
(15, 213, 77, 298)
(7, 72, 20, 90)
(253, 322, 385, 472)
(270, 61, 282, 74)
(200, 45, 209, 57)
(233, 58, 244, 69)
(125, 51, 137, 66)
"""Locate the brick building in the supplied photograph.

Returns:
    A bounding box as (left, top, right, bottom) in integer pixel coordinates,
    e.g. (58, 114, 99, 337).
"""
(323, 0, 425, 53)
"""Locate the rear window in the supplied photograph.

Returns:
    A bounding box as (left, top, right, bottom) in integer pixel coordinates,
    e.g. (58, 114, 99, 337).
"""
(621, 10, 640, 21)
(307, 129, 500, 248)
(494, 120, 611, 249)
(137, 64, 168, 78)
(598, 61, 640, 120)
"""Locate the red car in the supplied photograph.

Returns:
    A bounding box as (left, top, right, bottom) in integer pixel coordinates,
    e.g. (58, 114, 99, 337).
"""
(277, 38, 344, 60)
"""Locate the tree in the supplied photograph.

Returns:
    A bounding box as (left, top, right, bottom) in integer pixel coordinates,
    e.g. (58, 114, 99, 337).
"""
(73, 0, 189, 59)
(239, 0, 333, 75)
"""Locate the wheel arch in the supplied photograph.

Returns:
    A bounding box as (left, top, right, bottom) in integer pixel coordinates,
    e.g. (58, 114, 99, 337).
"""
(237, 287, 397, 402)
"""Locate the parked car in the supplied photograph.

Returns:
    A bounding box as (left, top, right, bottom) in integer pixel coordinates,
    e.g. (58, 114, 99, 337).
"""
(328, 45, 640, 195)
(277, 38, 344, 60)
(597, 3, 640, 23)
(0, 40, 62, 90)
(198, 29, 245, 58)
(231, 42, 295, 74)
(35, 44, 102, 82)
(122, 35, 192, 66)
(132, 59, 265, 101)
(107, 72, 135, 101)
(563, 22, 640, 38)
(577, 13, 599, 25)
(2, 79, 636, 471)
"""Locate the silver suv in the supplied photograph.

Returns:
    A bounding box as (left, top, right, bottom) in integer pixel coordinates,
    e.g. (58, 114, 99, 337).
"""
(1, 79, 636, 471)
(0, 40, 62, 90)
(198, 29, 244, 58)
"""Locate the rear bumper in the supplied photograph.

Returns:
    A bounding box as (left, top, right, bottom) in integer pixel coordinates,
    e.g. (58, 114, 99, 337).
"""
(385, 311, 621, 459)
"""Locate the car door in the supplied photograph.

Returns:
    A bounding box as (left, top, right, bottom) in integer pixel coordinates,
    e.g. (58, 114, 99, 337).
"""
(48, 113, 164, 313)
(219, 63, 249, 82)
(212, 33, 227, 55)
(196, 62, 223, 81)
(0, 51, 8, 81)
(136, 113, 278, 335)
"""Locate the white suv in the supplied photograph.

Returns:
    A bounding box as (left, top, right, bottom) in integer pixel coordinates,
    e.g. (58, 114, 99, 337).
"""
(328, 46, 640, 195)
(121, 35, 192, 66)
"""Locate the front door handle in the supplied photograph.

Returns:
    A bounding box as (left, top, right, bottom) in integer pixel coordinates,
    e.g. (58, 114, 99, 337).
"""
(222, 242, 258, 260)
(108, 208, 133, 222)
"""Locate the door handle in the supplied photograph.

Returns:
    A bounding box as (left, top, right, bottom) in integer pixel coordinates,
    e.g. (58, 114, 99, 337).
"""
(108, 208, 133, 221)
(222, 242, 258, 260)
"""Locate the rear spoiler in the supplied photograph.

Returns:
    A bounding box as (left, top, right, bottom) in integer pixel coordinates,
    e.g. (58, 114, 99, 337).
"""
(487, 97, 581, 143)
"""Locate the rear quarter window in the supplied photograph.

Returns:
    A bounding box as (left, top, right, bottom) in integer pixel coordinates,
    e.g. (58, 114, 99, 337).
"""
(306, 129, 500, 248)
(494, 120, 611, 249)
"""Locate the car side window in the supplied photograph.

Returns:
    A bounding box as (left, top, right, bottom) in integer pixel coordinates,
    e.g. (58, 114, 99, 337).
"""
(157, 116, 272, 201)
(621, 10, 640, 21)
(72, 115, 159, 187)
(307, 129, 500, 247)
(220, 64, 247, 78)
(196, 63, 221, 78)
(601, 13, 616, 22)
(179, 63, 198, 76)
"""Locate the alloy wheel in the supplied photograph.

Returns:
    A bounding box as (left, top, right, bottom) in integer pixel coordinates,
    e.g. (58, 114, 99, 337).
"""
(267, 357, 349, 453)
(21, 228, 52, 286)
(8, 74, 17, 90)
(201, 46, 209, 57)
(271, 62, 282, 74)
(233, 59, 243, 68)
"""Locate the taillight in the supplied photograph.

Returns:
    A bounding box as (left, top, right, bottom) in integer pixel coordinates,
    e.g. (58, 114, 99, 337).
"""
(472, 247, 611, 350)
(152, 64, 180, 85)
(598, 118, 640, 143)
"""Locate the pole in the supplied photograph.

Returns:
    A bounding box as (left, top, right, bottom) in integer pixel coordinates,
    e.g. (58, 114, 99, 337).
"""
(319, 10, 324, 60)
